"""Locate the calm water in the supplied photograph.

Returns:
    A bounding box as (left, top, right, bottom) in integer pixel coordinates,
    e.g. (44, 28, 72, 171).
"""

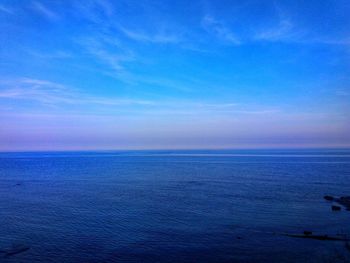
(0, 149, 349, 262)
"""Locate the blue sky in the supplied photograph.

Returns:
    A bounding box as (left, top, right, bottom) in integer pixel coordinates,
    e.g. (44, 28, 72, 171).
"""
(0, 0, 349, 150)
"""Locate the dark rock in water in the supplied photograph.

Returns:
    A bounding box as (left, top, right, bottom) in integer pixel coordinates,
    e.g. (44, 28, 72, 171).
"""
(1, 244, 30, 257)
(324, 195, 334, 201)
(346, 242, 350, 251)
(336, 196, 350, 211)
(303, 231, 312, 236)
(284, 233, 349, 241)
(236, 236, 242, 239)
(325, 195, 350, 211)
(332, 205, 341, 211)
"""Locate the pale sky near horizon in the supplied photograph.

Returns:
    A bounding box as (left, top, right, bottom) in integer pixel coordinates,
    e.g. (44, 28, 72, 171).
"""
(0, 0, 350, 151)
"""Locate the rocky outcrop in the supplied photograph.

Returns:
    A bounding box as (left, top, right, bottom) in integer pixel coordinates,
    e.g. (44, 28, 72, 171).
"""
(324, 195, 350, 211)
(336, 196, 350, 211)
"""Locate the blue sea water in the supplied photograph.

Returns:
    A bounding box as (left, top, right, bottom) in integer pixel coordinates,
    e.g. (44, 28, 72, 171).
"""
(0, 149, 349, 262)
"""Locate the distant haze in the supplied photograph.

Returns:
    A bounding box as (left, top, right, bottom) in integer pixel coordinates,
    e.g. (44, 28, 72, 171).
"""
(0, 0, 349, 151)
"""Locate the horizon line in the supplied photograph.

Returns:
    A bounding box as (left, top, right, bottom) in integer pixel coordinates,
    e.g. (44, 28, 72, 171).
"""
(1, 145, 350, 153)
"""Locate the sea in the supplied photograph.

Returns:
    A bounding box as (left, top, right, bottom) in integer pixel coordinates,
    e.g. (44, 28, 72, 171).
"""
(0, 149, 349, 262)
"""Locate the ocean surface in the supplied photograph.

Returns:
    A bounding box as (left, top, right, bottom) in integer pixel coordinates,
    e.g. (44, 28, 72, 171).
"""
(0, 149, 349, 262)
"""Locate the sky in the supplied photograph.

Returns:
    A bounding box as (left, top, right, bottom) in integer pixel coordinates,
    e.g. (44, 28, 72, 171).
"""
(0, 0, 350, 151)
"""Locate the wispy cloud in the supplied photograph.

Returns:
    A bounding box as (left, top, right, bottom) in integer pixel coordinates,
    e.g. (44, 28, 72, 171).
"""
(252, 4, 303, 43)
(255, 17, 295, 42)
(119, 26, 182, 44)
(95, 0, 115, 17)
(254, 14, 349, 46)
(0, 78, 152, 106)
(65, 2, 140, 83)
(78, 34, 195, 88)
(32, 1, 59, 20)
(336, 89, 350, 97)
(62, 1, 201, 85)
(27, 50, 73, 59)
(305, 37, 350, 46)
(252, 5, 344, 45)
(202, 15, 241, 45)
(0, 78, 279, 116)
(0, 4, 14, 14)
(132, 75, 194, 92)
(79, 35, 137, 83)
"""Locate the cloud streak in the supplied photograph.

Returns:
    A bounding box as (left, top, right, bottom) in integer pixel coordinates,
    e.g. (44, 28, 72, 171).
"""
(0, 78, 152, 106)
(78, 35, 138, 83)
(119, 26, 182, 44)
(0, 78, 282, 117)
(252, 5, 350, 46)
(0, 4, 14, 14)
(202, 15, 241, 45)
(32, 1, 59, 20)
(255, 18, 295, 42)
